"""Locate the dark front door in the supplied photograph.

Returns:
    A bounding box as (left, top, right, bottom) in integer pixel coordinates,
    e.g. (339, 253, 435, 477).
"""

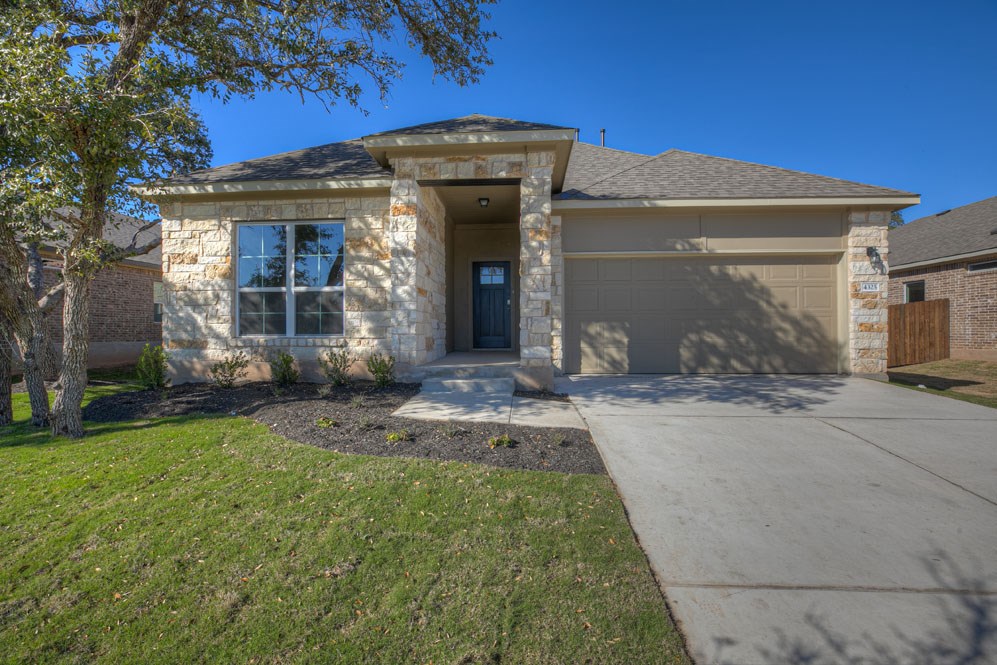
(473, 261, 512, 349)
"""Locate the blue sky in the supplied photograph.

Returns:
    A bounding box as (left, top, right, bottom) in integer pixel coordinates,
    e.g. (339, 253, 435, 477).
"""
(193, 0, 997, 221)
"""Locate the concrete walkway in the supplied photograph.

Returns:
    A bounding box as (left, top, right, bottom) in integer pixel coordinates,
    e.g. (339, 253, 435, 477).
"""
(392, 391, 587, 429)
(561, 374, 997, 665)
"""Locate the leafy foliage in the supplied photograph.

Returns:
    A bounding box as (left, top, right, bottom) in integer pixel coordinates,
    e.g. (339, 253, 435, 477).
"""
(889, 211, 905, 229)
(488, 433, 514, 449)
(315, 416, 339, 429)
(318, 347, 354, 386)
(135, 344, 169, 390)
(366, 353, 396, 387)
(268, 351, 299, 388)
(208, 351, 249, 389)
(385, 429, 411, 443)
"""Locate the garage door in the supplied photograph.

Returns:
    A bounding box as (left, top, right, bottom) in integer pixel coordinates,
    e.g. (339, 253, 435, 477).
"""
(564, 256, 839, 374)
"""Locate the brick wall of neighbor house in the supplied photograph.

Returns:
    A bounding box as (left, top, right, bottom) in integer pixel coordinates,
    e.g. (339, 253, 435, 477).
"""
(158, 196, 393, 382)
(847, 211, 890, 374)
(42, 262, 162, 351)
(889, 253, 997, 359)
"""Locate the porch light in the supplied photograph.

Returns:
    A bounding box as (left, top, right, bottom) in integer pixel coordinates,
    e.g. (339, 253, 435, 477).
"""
(478, 197, 489, 208)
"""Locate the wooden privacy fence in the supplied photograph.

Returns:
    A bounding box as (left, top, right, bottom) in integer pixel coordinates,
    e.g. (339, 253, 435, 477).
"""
(888, 299, 950, 367)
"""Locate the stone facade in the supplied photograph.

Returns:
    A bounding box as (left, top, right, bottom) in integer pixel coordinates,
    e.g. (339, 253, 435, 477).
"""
(889, 253, 997, 360)
(159, 196, 392, 381)
(847, 211, 890, 374)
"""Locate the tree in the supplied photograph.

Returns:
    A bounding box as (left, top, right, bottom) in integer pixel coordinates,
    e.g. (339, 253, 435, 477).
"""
(889, 210, 905, 229)
(1, 0, 494, 437)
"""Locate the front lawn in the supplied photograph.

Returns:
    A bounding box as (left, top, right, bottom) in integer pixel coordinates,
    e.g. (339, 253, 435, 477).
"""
(888, 359, 997, 409)
(0, 392, 688, 664)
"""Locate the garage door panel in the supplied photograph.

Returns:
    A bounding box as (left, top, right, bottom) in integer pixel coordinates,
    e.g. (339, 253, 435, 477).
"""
(566, 259, 599, 281)
(599, 259, 632, 281)
(564, 256, 838, 374)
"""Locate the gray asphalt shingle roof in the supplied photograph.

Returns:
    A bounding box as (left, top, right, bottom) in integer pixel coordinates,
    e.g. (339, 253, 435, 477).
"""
(366, 113, 572, 136)
(42, 210, 161, 268)
(159, 116, 913, 202)
(557, 146, 916, 200)
(889, 196, 997, 267)
(166, 139, 392, 185)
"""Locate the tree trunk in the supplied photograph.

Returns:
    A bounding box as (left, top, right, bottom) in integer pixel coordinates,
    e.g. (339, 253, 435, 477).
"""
(17, 323, 51, 427)
(0, 320, 13, 427)
(50, 271, 90, 438)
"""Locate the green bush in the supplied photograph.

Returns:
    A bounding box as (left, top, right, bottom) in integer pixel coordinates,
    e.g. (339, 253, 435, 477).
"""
(268, 350, 299, 388)
(366, 353, 396, 387)
(487, 433, 514, 449)
(315, 416, 338, 429)
(318, 348, 354, 386)
(136, 344, 169, 390)
(385, 429, 410, 443)
(208, 352, 249, 389)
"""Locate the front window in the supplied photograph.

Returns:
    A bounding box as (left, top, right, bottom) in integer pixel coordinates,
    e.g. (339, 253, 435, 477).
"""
(904, 280, 925, 303)
(236, 222, 345, 336)
(152, 282, 164, 323)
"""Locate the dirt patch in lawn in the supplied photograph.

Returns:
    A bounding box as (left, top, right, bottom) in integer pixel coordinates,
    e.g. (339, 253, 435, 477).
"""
(82, 382, 604, 474)
(889, 359, 997, 408)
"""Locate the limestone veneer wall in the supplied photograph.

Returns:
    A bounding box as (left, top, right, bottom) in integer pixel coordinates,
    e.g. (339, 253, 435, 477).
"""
(159, 195, 392, 382)
(847, 210, 890, 374)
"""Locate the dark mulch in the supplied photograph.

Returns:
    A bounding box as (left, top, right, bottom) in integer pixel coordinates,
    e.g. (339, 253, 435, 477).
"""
(82, 382, 604, 475)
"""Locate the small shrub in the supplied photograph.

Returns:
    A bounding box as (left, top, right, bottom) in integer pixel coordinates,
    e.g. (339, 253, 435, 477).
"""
(315, 416, 338, 429)
(317, 384, 332, 397)
(357, 414, 376, 432)
(366, 353, 396, 388)
(208, 351, 249, 389)
(268, 350, 299, 388)
(136, 344, 169, 390)
(350, 395, 366, 409)
(385, 429, 410, 443)
(318, 348, 354, 386)
(487, 433, 514, 449)
(440, 422, 467, 439)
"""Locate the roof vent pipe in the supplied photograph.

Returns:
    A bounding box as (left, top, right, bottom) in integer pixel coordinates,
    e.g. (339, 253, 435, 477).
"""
(600, 128, 605, 146)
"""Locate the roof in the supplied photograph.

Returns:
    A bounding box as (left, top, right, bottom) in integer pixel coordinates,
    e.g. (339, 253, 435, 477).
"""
(557, 146, 916, 200)
(165, 139, 391, 185)
(41, 210, 161, 269)
(889, 196, 997, 268)
(154, 115, 914, 203)
(365, 114, 572, 136)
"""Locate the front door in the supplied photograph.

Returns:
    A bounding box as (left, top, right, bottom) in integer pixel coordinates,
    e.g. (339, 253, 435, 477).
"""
(472, 261, 512, 349)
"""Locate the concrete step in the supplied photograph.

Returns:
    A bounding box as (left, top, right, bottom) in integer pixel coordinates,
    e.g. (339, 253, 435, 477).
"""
(421, 377, 515, 394)
(416, 363, 519, 381)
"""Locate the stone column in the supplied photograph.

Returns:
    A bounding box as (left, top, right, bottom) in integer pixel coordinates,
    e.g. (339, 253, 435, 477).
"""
(518, 151, 555, 389)
(387, 159, 447, 370)
(847, 210, 890, 375)
(550, 214, 564, 374)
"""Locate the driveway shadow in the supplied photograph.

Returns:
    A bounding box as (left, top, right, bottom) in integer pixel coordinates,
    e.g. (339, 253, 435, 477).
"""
(706, 554, 997, 665)
(563, 374, 849, 414)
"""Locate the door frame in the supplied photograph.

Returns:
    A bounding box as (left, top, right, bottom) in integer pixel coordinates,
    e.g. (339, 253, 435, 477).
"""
(472, 260, 513, 350)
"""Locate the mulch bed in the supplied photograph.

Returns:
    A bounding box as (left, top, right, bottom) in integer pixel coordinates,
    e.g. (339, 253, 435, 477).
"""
(82, 382, 604, 475)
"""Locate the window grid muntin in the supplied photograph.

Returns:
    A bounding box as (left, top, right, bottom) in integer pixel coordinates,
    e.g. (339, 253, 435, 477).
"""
(236, 221, 345, 337)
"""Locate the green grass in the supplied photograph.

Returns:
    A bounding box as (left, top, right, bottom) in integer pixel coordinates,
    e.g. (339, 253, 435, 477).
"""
(0, 390, 688, 664)
(888, 359, 997, 409)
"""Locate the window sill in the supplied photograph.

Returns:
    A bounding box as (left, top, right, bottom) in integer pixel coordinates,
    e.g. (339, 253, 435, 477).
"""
(230, 336, 347, 348)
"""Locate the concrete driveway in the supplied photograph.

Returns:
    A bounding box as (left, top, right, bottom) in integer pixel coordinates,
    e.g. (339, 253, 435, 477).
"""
(560, 375, 997, 665)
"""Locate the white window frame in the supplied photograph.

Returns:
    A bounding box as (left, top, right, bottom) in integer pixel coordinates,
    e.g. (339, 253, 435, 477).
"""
(235, 220, 346, 338)
(904, 280, 926, 303)
(967, 259, 997, 274)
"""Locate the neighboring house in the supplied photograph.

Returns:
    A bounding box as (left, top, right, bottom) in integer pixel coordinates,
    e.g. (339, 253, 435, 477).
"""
(37, 215, 164, 368)
(888, 196, 997, 361)
(140, 114, 918, 387)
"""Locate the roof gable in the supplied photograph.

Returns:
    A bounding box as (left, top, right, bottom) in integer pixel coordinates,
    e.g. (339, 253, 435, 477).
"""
(558, 148, 915, 201)
(367, 114, 571, 137)
(889, 195, 997, 267)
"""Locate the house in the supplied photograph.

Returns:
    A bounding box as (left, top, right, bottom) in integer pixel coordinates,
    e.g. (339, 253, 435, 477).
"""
(140, 114, 919, 388)
(888, 196, 997, 361)
(37, 215, 163, 368)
